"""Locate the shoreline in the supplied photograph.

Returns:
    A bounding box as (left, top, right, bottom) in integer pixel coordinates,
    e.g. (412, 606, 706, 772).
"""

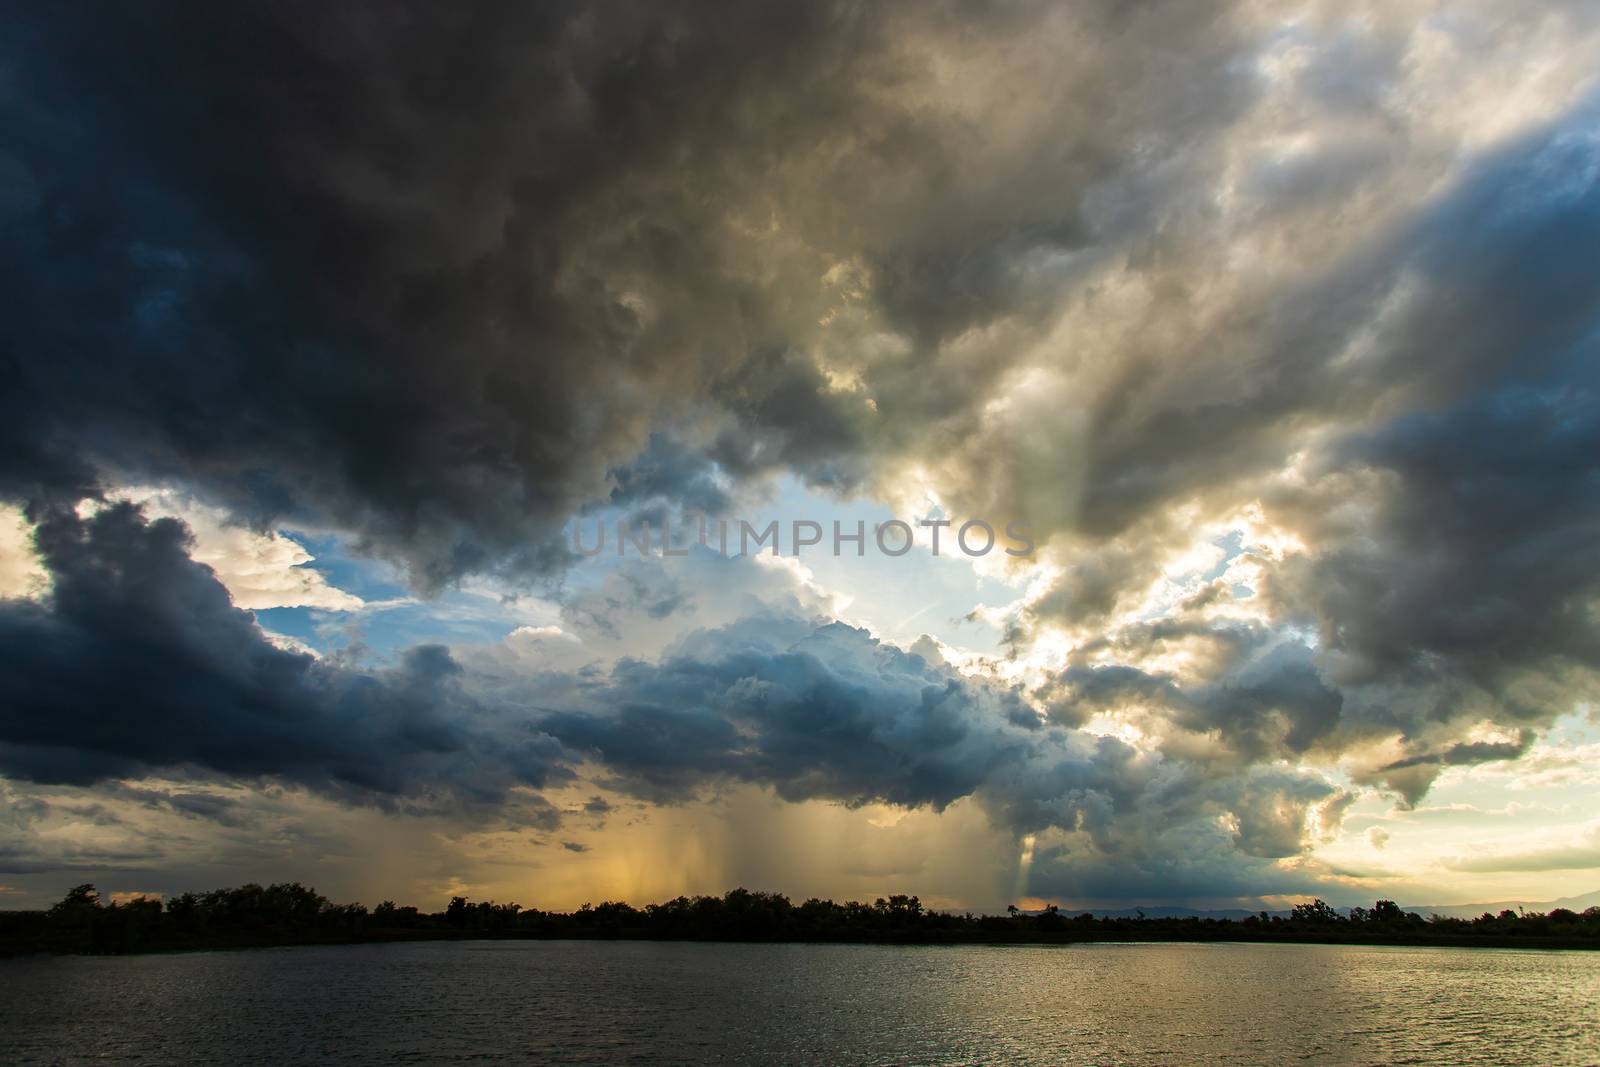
(7, 927, 1599, 959)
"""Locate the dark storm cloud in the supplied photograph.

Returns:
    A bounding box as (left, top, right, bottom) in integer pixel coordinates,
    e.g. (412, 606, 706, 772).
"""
(1025, 548, 1157, 629)
(604, 434, 734, 519)
(0, 0, 1255, 589)
(0, 502, 567, 805)
(538, 620, 1032, 809)
(1252, 168, 1600, 792)
(708, 346, 871, 490)
(1379, 733, 1535, 774)
(1004, 86, 1600, 551)
(1038, 633, 1342, 764)
(1276, 382, 1600, 688)
(112, 785, 253, 829)
(1008, 93, 1600, 800)
(1010, 761, 1359, 905)
(529, 615, 1347, 871)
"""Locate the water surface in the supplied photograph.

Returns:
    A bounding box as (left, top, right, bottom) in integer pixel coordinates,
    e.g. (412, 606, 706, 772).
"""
(3, 940, 1597, 1064)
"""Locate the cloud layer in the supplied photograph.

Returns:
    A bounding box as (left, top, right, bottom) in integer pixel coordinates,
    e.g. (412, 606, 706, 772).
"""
(2, 1, 1599, 905)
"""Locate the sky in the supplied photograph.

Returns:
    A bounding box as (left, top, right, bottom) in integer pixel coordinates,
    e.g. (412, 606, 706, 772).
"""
(2, 1, 1600, 914)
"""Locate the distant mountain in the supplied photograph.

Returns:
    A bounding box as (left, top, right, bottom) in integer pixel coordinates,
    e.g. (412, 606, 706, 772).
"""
(1400, 888, 1600, 920)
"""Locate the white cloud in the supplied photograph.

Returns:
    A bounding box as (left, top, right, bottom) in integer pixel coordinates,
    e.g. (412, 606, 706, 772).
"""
(120, 488, 363, 612)
(1443, 822, 1600, 874)
(0, 504, 48, 600)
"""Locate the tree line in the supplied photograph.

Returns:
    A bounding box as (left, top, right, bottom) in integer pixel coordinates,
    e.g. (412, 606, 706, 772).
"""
(3, 882, 1597, 956)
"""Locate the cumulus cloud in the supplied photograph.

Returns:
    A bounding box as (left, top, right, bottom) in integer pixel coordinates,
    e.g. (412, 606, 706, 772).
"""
(535, 617, 1033, 809)
(508, 612, 1353, 892)
(118, 488, 363, 612)
(0, 502, 566, 805)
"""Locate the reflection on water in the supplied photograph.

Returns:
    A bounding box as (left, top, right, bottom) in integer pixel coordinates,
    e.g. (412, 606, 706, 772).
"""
(3, 940, 1598, 1065)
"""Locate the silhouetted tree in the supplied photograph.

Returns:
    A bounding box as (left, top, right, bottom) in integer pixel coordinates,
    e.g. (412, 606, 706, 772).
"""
(1290, 899, 1342, 924)
(48, 884, 101, 920)
(10, 880, 1599, 956)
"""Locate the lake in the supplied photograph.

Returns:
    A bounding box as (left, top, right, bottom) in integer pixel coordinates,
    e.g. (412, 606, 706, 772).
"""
(3, 940, 1597, 1064)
